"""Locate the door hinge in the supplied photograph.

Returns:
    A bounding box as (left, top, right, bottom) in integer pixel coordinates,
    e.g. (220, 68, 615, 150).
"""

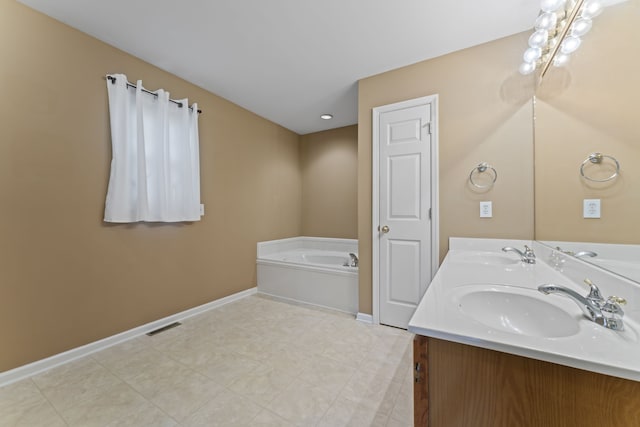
(428, 208, 432, 220)
(415, 362, 422, 383)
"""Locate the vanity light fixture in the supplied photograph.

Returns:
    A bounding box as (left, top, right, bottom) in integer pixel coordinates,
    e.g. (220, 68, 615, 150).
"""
(320, 114, 333, 120)
(519, 0, 604, 79)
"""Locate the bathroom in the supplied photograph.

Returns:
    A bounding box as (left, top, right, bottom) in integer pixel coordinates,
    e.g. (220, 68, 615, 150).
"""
(1, 0, 639, 425)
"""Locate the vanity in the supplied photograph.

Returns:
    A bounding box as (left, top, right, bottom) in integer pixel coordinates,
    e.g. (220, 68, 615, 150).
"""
(408, 238, 640, 427)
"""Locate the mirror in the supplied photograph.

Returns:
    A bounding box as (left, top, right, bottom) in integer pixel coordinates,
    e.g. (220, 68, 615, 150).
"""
(533, 1, 640, 282)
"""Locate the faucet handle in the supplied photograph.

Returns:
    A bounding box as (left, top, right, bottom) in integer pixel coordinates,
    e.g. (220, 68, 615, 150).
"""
(607, 296, 627, 306)
(583, 278, 604, 301)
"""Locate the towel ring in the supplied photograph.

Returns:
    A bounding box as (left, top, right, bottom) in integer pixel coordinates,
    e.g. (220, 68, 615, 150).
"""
(469, 162, 497, 189)
(579, 153, 620, 183)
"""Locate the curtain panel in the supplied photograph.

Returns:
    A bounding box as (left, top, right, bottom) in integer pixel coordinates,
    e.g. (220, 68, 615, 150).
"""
(104, 74, 201, 222)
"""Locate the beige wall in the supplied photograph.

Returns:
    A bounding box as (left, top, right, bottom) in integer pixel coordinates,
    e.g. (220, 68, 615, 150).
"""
(300, 125, 357, 239)
(358, 34, 535, 314)
(0, 1, 302, 371)
(534, 2, 640, 244)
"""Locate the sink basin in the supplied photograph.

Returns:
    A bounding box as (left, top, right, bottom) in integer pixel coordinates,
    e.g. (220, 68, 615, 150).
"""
(452, 252, 519, 266)
(452, 285, 580, 338)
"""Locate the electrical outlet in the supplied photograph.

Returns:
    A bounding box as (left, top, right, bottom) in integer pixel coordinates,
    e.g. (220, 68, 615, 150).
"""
(583, 199, 600, 219)
(480, 201, 492, 218)
(200, 204, 205, 216)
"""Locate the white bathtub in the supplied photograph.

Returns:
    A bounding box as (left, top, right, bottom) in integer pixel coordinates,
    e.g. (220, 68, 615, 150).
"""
(257, 237, 358, 314)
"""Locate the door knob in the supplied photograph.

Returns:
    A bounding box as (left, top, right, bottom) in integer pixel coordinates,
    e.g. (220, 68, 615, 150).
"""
(381, 225, 390, 233)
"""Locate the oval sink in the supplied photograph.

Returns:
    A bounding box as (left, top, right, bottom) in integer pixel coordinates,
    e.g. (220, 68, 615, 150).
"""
(455, 286, 580, 338)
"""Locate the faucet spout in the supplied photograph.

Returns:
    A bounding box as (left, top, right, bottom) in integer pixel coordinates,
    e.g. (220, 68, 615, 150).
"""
(502, 247, 524, 257)
(538, 284, 604, 325)
(502, 245, 536, 264)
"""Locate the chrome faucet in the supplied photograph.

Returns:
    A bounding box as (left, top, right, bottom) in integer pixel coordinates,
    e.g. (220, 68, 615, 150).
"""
(574, 251, 598, 258)
(538, 279, 626, 331)
(348, 253, 359, 267)
(502, 245, 536, 264)
(556, 247, 597, 258)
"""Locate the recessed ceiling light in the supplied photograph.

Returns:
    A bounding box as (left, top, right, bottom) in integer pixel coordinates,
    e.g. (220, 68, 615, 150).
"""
(320, 114, 333, 120)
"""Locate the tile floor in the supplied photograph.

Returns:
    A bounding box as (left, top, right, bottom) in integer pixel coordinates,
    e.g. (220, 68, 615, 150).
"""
(0, 294, 414, 426)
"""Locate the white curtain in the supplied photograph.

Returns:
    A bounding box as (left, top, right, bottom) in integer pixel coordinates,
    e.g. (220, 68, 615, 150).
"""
(104, 74, 201, 222)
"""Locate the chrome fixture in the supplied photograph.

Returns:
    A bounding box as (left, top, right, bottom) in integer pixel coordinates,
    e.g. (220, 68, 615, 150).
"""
(538, 279, 626, 331)
(519, 0, 606, 79)
(320, 114, 333, 120)
(469, 162, 498, 189)
(348, 253, 359, 267)
(574, 251, 598, 258)
(556, 246, 598, 258)
(580, 152, 620, 182)
(502, 245, 536, 264)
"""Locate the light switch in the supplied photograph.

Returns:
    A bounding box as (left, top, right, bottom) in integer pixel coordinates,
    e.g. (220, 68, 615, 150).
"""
(200, 203, 205, 216)
(480, 201, 492, 218)
(583, 199, 600, 219)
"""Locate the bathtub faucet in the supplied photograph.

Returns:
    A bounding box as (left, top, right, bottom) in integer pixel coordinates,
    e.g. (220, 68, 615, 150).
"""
(348, 253, 359, 267)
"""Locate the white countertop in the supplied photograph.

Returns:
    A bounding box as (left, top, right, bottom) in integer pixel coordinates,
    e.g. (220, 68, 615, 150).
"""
(408, 238, 640, 381)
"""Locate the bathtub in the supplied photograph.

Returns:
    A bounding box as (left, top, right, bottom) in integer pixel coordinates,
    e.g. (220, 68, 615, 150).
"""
(257, 237, 358, 314)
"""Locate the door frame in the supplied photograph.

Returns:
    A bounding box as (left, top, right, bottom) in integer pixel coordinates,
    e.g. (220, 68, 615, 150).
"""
(372, 95, 440, 326)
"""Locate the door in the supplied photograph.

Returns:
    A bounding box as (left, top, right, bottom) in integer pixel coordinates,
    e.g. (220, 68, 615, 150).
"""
(377, 99, 435, 328)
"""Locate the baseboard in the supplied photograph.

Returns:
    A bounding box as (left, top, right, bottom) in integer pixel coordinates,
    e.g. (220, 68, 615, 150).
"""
(356, 312, 374, 324)
(0, 287, 257, 387)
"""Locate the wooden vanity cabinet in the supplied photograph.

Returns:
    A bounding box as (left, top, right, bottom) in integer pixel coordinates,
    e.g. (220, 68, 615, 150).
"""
(413, 335, 640, 427)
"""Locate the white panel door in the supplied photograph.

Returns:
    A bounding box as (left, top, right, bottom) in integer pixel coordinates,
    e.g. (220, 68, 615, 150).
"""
(379, 103, 432, 328)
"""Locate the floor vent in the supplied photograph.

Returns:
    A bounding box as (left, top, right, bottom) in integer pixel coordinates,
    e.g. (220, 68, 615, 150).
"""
(146, 322, 182, 336)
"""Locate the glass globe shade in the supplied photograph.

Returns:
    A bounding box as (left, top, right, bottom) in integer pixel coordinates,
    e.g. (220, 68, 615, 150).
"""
(540, 0, 566, 12)
(519, 62, 536, 75)
(553, 53, 570, 67)
(571, 18, 592, 36)
(535, 12, 558, 30)
(560, 36, 582, 54)
(529, 29, 549, 48)
(581, 0, 603, 19)
(523, 47, 542, 63)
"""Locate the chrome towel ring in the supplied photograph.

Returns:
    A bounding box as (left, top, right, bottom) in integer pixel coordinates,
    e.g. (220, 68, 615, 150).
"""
(469, 162, 497, 189)
(580, 153, 620, 183)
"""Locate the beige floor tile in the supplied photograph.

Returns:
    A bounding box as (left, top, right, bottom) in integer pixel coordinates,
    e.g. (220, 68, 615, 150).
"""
(389, 387, 414, 425)
(123, 354, 195, 399)
(250, 409, 295, 426)
(33, 358, 123, 413)
(339, 368, 397, 416)
(193, 352, 261, 386)
(96, 346, 174, 382)
(262, 343, 315, 376)
(91, 336, 150, 366)
(266, 378, 336, 426)
(298, 354, 356, 394)
(0, 380, 66, 427)
(0, 296, 414, 427)
(32, 357, 104, 391)
(318, 396, 381, 427)
(385, 415, 414, 427)
(146, 371, 225, 422)
(104, 401, 178, 426)
(0, 379, 46, 413)
(58, 381, 149, 427)
(182, 390, 262, 427)
(227, 363, 296, 406)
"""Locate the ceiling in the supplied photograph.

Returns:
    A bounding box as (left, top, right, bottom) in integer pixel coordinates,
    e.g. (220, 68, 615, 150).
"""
(17, 0, 541, 134)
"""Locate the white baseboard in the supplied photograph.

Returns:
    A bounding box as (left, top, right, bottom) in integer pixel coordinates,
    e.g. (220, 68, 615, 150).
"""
(356, 312, 374, 324)
(0, 287, 257, 387)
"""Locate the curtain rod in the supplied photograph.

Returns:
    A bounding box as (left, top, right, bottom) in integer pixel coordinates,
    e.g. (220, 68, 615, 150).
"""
(106, 76, 202, 114)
